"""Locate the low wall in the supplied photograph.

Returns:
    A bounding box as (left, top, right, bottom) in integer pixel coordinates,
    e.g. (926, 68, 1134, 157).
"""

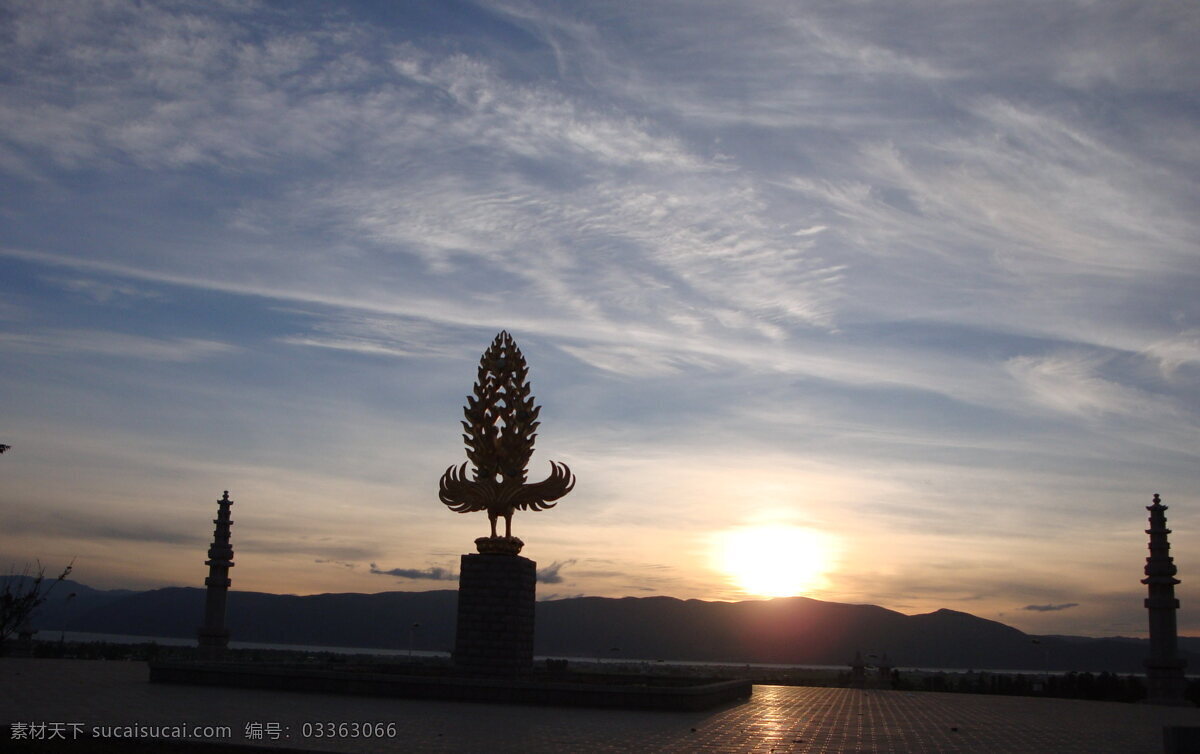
(148, 661, 753, 711)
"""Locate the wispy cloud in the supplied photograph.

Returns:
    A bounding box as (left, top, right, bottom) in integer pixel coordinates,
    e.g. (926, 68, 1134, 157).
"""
(1004, 352, 1171, 421)
(314, 559, 357, 570)
(369, 564, 458, 582)
(390, 49, 706, 171)
(46, 276, 164, 305)
(278, 337, 419, 359)
(1143, 330, 1200, 379)
(1022, 603, 1080, 613)
(277, 312, 472, 360)
(0, 502, 195, 547)
(0, 329, 237, 362)
(536, 559, 576, 584)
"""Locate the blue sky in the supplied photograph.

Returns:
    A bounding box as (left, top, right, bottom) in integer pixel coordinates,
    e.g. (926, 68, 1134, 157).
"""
(2, 0, 1198, 638)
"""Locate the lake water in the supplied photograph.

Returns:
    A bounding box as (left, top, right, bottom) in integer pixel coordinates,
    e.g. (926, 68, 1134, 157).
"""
(49, 631, 448, 659)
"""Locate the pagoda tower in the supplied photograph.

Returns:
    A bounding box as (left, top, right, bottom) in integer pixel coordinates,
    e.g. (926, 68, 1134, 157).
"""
(1142, 493, 1188, 705)
(197, 490, 235, 661)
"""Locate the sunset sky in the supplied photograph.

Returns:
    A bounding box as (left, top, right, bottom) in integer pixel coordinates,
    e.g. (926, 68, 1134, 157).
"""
(2, 1, 1198, 639)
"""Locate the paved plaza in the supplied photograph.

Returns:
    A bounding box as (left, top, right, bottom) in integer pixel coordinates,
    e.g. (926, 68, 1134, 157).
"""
(4, 659, 1200, 752)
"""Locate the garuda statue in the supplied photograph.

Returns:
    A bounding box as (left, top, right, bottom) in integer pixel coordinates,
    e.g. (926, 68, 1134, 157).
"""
(439, 331, 574, 551)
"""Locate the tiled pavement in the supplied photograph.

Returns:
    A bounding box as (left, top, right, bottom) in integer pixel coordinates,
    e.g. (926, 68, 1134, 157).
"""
(4, 659, 1200, 752)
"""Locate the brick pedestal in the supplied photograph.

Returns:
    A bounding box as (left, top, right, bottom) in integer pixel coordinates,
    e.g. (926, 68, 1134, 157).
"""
(454, 553, 536, 675)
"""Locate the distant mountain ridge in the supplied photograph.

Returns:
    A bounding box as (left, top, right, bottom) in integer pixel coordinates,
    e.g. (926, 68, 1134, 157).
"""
(18, 579, 1191, 673)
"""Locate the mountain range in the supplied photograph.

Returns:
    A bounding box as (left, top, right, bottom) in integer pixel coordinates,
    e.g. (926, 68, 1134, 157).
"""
(16, 579, 1191, 673)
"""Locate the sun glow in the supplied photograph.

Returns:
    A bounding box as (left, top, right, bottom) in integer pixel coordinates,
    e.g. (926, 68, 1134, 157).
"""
(716, 525, 835, 598)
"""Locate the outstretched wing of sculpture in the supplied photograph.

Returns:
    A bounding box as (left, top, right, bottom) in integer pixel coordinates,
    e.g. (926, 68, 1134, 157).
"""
(439, 331, 574, 549)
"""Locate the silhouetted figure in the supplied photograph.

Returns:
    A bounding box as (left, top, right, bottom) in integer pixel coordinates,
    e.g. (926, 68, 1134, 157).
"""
(1143, 493, 1188, 705)
(850, 650, 866, 688)
(197, 491, 235, 661)
(877, 653, 894, 689)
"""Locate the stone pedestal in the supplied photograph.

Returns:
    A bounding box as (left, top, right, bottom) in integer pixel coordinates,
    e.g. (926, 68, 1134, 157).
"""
(454, 553, 536, 676)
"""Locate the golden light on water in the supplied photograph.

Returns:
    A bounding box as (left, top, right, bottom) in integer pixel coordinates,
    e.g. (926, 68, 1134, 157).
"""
(715, 525, 836, 598)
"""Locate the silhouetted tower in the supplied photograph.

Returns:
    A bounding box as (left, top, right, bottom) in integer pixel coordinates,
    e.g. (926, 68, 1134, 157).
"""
(197, 491, 235, 661)
(1142, 493, 1188, 705)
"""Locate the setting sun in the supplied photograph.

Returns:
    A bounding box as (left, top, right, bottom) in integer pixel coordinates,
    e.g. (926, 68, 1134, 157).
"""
(715, 526, 836, 598)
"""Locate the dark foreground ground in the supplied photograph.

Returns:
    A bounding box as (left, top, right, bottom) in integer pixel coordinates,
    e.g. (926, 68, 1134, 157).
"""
(4, 658, 1200, 752)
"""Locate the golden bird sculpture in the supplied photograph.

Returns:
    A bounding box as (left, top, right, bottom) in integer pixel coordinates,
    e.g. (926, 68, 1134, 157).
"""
(439, 331, 574, 552)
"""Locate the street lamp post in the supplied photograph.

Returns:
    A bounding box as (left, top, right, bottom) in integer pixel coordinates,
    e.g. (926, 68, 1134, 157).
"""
(59, 592, 77, 647)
